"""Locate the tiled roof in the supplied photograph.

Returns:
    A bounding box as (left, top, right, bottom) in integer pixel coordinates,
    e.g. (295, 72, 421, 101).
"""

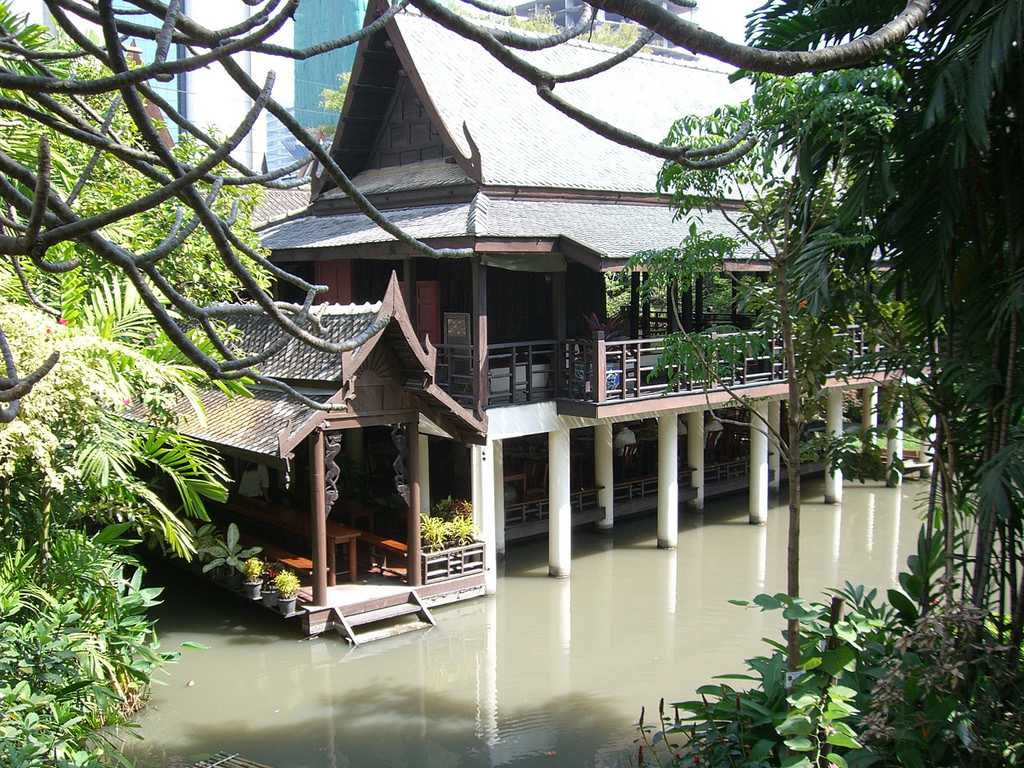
(392, 12, 746, 193)
(261, 200, 477, 250)
(261, 193, 759, 260)
(251, 185, 311, 229)
(323, 159, 473, 198)
(128, 387, 321, 457)
(229, 302, 385, 381)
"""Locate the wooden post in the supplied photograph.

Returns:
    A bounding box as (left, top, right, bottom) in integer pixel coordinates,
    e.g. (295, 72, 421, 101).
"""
(593, 330, 607, 402)
(403, 257, 416, 327)
(641, 273, 651, 338)
(310, 428, 329, 606)
(407, 419, 423, 587)
(730, 273, 739, 325)
(695, 275, 704, 331)
(629, 271, 640, 338)
(553, 271, 566, 395)
(472, 257, 488, 414)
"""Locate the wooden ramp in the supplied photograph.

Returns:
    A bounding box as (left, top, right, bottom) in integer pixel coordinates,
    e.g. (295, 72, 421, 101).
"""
(190, 753, 272, 768)
(331, 588, 435, 646)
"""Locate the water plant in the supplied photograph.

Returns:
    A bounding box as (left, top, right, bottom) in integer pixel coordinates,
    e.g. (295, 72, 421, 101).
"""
(200, 524, 261, 579)
(421, 515, 450, 551)
(274, 570, 300, 600)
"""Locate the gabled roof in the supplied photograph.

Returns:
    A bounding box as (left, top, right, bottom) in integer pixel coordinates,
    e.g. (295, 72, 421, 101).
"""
(376, 11, 742, 195)
(230, 302, 384, 382)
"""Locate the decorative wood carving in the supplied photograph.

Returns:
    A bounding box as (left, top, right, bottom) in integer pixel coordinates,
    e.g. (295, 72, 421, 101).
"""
(391, 423, 409, 503)
(324, 432, 343, 517)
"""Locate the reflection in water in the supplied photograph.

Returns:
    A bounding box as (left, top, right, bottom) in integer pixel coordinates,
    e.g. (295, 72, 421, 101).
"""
(130, 478, 922, 768)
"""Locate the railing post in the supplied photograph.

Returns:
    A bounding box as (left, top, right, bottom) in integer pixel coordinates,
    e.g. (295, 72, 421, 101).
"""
(593, 331, 607, 402)
(633, 340, 642, 398)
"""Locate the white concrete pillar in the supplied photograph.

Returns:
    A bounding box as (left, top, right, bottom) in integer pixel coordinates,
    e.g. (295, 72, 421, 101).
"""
(686, 409, 705, 510)
(548, 428, 572, 578)
(492, 438, 506, 556)
(417, 433, 431, 517)
(749, 401, 769, 524)
(657, 412, 679, 549)
(886, 394, 904, 488)
(595, 422, 614, 530)
(861, 385, 879, 437)
(475, 443, 498, 594)
(767, 399, 781, 490)
(825, 388, 844, 504)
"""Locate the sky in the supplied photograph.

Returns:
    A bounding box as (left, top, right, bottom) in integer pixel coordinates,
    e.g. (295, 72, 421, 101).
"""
(691, 0, 764, 46)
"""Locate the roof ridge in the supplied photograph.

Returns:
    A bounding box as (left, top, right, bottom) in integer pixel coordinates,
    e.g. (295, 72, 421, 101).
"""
(315, 301, 383, 316)
(467, 191, 489, 236)
(398, 7, 732, 74)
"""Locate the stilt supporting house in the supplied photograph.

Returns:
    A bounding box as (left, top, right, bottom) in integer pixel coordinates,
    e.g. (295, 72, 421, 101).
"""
(492, 439, 506, 555)
(595, 422, 614, 529)
(310, 427, 329, 606)
(862, 385, 879, 436)
(749, 402, 769, 524)
(767, 400, 781, 491)
(686, 409, 705, 510)
(825, 388, 845, 504)
(548, 428, 572, 578)
(657, 412, 679, 549)
(886, 393, 904, 487)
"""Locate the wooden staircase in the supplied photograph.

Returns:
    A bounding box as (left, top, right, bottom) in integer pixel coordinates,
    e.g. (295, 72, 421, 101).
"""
(331, 589, 435, 646)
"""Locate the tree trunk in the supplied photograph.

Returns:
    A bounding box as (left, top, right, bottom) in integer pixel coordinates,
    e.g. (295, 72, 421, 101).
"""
(777, 266, 803, 671)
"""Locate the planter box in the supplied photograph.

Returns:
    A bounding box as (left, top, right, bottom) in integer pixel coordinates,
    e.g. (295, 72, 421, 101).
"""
(421, 541, 485, 585)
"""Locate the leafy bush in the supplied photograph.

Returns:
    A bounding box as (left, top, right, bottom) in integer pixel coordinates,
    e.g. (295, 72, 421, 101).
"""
(200, 523, 261, 574)
(0, 525, 176, 767)
(638, 528, 1024, 768)
(431, 496, 472, 522)
(273, 570, 300, 600)
(448, 514, 477, 546)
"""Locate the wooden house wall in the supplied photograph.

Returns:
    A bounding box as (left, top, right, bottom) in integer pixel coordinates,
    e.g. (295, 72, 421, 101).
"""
(367, 76, 447, 169)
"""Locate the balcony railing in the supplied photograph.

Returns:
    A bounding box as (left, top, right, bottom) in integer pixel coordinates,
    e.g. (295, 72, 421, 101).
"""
(435, 325, 869, 409)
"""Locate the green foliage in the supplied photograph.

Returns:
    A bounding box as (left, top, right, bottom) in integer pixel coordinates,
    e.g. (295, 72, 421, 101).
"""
(420, 515, 450, 552)
(200, 523, 261, 575)
(431, 496, 472, 521)
(242, 557, 264, 583)
(642, 541, 1024, 767)
(0, 525, 176, 767)
(448, 514, 476, 547)
(273, 570, 300, 600)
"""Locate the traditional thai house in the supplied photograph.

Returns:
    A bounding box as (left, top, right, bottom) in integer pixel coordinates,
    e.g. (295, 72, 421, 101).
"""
(150, 6, 899, 642)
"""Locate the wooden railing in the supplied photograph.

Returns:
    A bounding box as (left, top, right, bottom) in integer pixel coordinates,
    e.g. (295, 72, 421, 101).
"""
(436, 325, 869, 409)
(504, 488, 601, 527)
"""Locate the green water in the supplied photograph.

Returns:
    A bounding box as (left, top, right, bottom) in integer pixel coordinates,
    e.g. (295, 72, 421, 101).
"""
(129, 478, 923, 767)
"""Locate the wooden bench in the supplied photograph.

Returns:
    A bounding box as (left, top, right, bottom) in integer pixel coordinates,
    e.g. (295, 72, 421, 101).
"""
(240, 534, 313, 576)
(360, 532, 408, 576)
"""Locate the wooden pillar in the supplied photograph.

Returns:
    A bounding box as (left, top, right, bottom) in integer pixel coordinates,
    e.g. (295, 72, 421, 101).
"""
(629, 271, 641, 338)
(309, 428, 329, 606)
(641, 273, 651, 338)
(407, 420, 423, 587)
(403, 257, 416, 325)
(472, 257, 488, 413)
(552, 271, 566, 341)
(730, 273, 739, 325)
(694, 275, 704, 331)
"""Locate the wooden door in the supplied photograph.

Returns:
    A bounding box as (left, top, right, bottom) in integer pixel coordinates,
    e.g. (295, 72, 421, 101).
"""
(313, 261, 352, 305)
(416, 280, 441, 345)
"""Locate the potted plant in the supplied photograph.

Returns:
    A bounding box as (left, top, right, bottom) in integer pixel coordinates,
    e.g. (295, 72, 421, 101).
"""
(421, 515, 450, 552)
(242, 557, 263, 600)
(274, 570, 300, 615)
(448, 514, 476, 547)
(201, 523, 261, 589)
(261, 562, 281, 607)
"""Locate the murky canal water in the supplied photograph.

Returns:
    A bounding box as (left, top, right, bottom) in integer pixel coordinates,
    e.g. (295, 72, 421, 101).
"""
(129, 478, 925, 768)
